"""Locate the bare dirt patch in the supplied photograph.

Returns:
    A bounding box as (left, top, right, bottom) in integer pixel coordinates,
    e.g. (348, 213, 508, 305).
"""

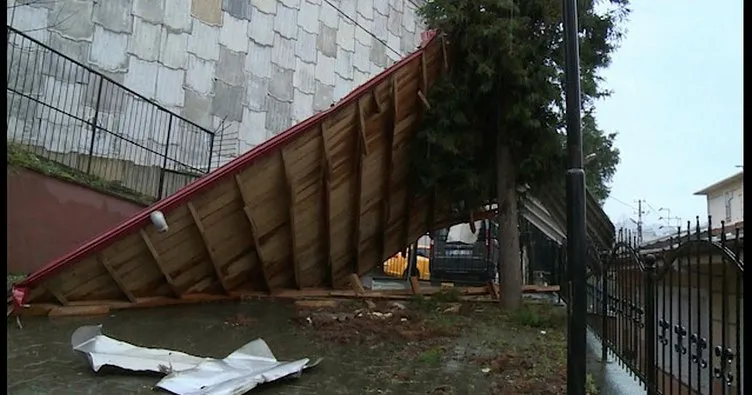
(291, 295, 598, 394)
(292, 298, 467, 344)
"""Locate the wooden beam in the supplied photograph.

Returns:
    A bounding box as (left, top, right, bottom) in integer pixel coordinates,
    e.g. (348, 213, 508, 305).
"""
(401, 75, 414, 251)
(280, 149, 301, 289)
(418, 54, 436, 233)
(402, 191, 413, 251)
(357, 98, 370, 156)
(320, 122, 333, 176)
(234, 174, 273, 292)
(409, 276, 421, 294)
(18, 286, 537, 317)
(420, 52, 429, 91)
(349, 273, 366, 295)
(187, 202, 230, 294)
(441, 35, 449, 70)
(418, 52, 431, 110)
(351, 99, 368, 274)
(371, 89, 384, 114)
(43, 281, 68, 306)
(139, 229, 180, 296)
(379, 76, 399, 263)
(417, 90, 431, 110)
(319, 123, 335, 286)
(98, 254, 137, 303)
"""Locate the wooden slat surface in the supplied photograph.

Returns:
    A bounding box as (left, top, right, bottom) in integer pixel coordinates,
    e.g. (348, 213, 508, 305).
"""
(12, 37, 504, 312)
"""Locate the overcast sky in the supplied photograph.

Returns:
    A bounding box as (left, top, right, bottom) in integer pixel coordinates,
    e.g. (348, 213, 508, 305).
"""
(595, 0, 743, 227)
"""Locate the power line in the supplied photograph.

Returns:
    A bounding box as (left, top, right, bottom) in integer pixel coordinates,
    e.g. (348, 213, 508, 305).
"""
(322, 0, 403, 58)
(607, 195, 635, 210)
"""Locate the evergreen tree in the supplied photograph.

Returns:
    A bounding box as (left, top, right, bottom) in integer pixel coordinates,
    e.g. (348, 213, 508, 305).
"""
(412, 0, 629, 308)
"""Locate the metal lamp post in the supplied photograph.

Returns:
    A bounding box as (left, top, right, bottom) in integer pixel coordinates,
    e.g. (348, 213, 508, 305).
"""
(562, 0, 588, 393)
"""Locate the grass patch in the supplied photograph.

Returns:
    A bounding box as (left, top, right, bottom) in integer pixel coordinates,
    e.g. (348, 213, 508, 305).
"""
(417, 348, 443, 364)
(407, 287, 463, 313)
(7, 142, 156, 205)
(586, 372, 599, 394)
(432, 287, 463, 302)
(408, 294, 439, 312)
(508, 301, 567, 329)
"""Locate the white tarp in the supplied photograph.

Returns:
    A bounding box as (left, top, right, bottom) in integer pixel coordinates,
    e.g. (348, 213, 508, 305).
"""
(446, 221, 482, 244)
(71, 325, 321, 395)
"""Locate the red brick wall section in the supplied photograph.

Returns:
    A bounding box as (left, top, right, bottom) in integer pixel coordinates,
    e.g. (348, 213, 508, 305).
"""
(7, 168, 145, 274)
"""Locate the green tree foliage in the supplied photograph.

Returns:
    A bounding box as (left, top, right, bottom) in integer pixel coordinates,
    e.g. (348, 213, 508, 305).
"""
(583, 111, 620, 202)
(412, 0, 629, 307)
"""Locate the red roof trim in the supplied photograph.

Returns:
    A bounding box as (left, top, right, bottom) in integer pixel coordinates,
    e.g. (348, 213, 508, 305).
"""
(13, 32, 439, 305)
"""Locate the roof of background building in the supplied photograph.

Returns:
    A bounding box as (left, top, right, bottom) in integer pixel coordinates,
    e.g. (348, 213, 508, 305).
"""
(694, 171, 744, 195)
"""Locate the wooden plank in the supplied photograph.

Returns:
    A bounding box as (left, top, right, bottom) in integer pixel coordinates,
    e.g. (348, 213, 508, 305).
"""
(98, 254, 137, 303)
(351, 100, 367, 274)
(16, 287, 492, 317)
(320, 122, 333, 176)
(440, 35, 449, 70)
(319, 123, 334, 286)
(357, 98, 370, 156)
(371, 89, 384, 113)
(279, 149, 301, 289)
(15, 284, 560, 316)
(349, 273, 366, 295)
(274, 286, 493, 299)
(420, 52, 429, 91)
(417, 52, 431, 111)
(402, 178, 413, 251)
(234, 174, 273, 292)
(409, 276, 421, 294)
(417, 90, 431, 110)
(48, 305, 110, 317)
(488, 280, 500, 300)
(43, 281, 68, 306)
(294, 299, 340, 309)
(187, 202, 230, 294)
(424, 40, 437, 233)
(139, 229, 179, 296)
(379, 76, 399, 262)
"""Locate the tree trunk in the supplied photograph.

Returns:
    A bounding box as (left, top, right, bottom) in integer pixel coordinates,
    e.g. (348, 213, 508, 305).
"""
(496, 140, 522, 310)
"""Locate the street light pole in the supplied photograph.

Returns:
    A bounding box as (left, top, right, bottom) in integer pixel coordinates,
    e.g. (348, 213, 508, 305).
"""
(562, 0, 587, 393)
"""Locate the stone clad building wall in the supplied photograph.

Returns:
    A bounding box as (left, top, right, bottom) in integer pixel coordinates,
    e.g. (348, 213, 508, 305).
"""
(8, 0, 426, 166)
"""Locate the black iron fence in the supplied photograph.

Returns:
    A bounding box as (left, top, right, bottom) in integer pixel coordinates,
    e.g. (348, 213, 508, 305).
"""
(6, 25, 217, 201)
(580, 218, 745, 395)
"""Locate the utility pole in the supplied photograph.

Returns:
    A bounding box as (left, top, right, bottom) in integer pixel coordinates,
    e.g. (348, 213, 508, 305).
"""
(636, 200, 643, 246)
(562, 0, 587, 393)
(634, 200, 649, 245)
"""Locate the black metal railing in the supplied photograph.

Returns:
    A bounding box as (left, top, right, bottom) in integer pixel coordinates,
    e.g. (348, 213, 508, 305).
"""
(582, 217, 745, 395)
(6, 25, 217, 201)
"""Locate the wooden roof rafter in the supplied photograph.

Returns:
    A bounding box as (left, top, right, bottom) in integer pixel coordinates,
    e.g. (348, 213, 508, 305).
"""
(9, 31, 616, 316)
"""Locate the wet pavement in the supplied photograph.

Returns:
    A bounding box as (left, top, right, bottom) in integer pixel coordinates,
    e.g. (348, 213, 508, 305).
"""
(7, 298, 497, 395)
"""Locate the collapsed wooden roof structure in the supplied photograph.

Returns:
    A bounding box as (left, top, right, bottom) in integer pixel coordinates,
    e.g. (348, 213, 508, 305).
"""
(11, 32, 614, 316)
